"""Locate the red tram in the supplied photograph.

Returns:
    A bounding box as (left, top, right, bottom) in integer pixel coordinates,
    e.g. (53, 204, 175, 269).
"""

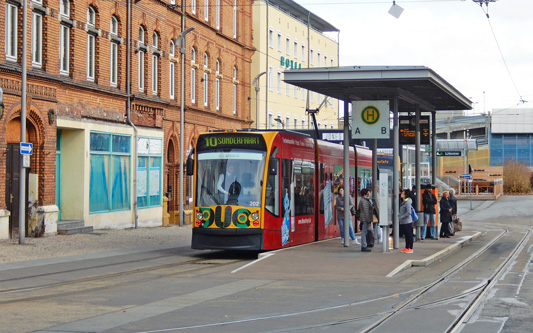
(189, 130, 372, 251)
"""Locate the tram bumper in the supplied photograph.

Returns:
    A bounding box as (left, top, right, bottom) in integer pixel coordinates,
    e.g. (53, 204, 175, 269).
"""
(192, 228, 263, 251)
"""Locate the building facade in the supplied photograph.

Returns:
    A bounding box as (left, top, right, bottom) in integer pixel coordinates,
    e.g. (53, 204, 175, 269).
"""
(489, 108, 533, 167)
(252, 0, 339, 131)
(0, 0, 254, 239)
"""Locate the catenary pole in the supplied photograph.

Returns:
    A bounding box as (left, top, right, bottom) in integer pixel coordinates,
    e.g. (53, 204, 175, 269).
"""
(19, 0, 29, 244)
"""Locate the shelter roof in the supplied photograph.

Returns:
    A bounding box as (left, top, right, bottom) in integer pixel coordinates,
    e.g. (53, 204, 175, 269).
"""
(283, 66, 472, 112)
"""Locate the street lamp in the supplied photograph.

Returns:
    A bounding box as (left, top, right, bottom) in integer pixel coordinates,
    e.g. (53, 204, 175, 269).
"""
(252, 72, 266, 129)
(177, 27, 195, 227)
(274, 117, 285, 129)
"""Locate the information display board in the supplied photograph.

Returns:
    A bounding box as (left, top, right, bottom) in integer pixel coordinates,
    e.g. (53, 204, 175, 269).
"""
(399, 116, 430, 145)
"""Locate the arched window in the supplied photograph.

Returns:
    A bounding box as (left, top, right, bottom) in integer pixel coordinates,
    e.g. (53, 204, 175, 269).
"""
(232, 66, 237, 115)
(191, 48, 196, 103)
(169, 40, 175, 99)
(110, 16, 119, 86)
(215, 59, 220, 110)
(86, 7, 96, 81)
(138, 26, 146, 92)
(203, 53, 209, 107)
(152, 32, 160, 95)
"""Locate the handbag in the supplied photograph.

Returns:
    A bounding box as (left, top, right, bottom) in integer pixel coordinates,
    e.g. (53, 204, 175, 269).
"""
(453, 214, 462, 232)
(410, 206, 419, 222)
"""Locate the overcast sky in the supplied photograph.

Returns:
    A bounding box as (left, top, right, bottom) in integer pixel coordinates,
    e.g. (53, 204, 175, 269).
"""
(293, 0, 533, 115)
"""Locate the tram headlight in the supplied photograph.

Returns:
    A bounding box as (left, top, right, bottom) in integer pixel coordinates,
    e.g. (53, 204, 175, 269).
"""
(196, 212, 203, 220)
(251, 212, 259, 220)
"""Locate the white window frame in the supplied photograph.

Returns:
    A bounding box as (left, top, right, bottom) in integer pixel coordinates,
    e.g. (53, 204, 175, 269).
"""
(32, 11, 42, 67)
(286, 115, 290, 129)
(331, 57, 334, 67)
(268, 112, 273, 129)
(203, 53, 209, 107)
(302, 119, 305, 129)
(192, 0, 196, 14)
(232, 66, 237, 115)
(110, 16, 119, 87)
(138, 26, 146, 92)
(268, 27, 273, 48)
(294, 40, 298, 59)
(60, 0, 70, 17)
(86, 8, 96, 81)
(286, 35, 290, 56)
(169, 41, 175, 99)
(310, 48, 314, 65)
(204, 0, 209, 21)
(285, 82, 290, 96)
(233, 0, 237, 38)
(152, 54, 158, 95)
(215, 59, 220, 110)
(60, 24, 70, 75)
(301, 43, 305, 62)
(277, 71, 281, 94)
(5, 3, 18, 61)
(191, 48, 196, 103)
(216, 0, 221, 30)
(317, 51, 321, 67)
(294, 116, 298, 129)
(276, 113, 282, 129)
(152, 32, 159, 95)
(268, 66, 273, 92)
(277, 32, 282, 51)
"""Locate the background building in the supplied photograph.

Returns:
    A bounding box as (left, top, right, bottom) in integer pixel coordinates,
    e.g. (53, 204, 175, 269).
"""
(252, 0, 339, 130)
(0, 0, 254, 239)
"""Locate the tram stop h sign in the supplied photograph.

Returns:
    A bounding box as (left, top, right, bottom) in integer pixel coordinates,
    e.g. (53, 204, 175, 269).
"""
(351, 101, 390, 139)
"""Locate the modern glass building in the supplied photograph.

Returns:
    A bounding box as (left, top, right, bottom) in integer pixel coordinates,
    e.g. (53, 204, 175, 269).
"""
(489, 109, 533, 166)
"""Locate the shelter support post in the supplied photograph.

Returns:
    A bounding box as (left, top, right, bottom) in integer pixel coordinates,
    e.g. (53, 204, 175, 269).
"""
(343, 100, 351, 247)
(393, 95, 400, 249)
(415, 106, 421, 240)
(432, 111, 437, 185)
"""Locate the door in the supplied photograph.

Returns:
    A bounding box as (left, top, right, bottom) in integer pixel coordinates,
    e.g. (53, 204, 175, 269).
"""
(56, 130, 62, 220)
(5, 143, 28, 237)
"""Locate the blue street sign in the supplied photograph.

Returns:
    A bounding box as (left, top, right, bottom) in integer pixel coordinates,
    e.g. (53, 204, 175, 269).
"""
(20, 142, 33, 155)
(460, 173, 471, 179)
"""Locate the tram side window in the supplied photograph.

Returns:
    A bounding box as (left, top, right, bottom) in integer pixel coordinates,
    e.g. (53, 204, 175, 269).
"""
(265, 161, 279, 217)
(294, 159, 314, 216)
(281, 159, 292, 219)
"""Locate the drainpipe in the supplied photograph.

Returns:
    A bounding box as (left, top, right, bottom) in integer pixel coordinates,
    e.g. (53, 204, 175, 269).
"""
(126, 0, 139, 228)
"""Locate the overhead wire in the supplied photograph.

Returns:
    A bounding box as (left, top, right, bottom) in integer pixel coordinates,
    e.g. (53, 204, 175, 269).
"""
(477, 2, 527, 106)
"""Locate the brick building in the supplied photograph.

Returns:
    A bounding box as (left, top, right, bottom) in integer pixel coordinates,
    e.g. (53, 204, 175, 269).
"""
(0, 0, 254, 239)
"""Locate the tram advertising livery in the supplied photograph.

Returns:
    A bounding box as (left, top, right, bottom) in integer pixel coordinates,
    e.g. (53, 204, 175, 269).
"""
(189, 130, 372, 251)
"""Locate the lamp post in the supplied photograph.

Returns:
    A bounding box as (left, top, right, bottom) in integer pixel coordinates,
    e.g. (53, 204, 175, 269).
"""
(177, 27, 195, 227)
(274, 117, 285, 129)
(252, 72, 266, 129)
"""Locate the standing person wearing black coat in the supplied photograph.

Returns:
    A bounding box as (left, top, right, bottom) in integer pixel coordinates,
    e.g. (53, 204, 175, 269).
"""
(422, 184, 438, 240)
(439, 191, 453, 238)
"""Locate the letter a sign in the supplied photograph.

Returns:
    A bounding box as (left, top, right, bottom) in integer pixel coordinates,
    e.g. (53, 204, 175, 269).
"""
(351, 101, 390, 139)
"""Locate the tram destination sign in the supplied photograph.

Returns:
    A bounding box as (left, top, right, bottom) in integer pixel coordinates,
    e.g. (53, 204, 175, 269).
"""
(197, 133, 266, 151)
(399, 116, 430, 145)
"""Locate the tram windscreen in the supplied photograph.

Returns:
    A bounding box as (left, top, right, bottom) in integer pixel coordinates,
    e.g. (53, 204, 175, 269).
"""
(196, 150, 266, 207)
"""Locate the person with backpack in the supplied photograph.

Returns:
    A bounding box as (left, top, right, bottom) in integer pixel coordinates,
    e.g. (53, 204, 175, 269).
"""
(358, 188, 374, 252)
(422, 184, 438, 240)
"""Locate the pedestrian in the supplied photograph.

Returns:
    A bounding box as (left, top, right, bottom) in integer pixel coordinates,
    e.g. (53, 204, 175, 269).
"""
(358, 188, 374, 252)
(399, 189, 414, 253)
(335, 187, 359, 246)
(422, 184, 438, 240)
(439, 191, 453, 238)
(448, 188, 458, 216)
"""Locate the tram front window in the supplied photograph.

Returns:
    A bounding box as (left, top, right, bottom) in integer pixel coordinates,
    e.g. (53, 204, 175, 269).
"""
(196, 150, 266, 207)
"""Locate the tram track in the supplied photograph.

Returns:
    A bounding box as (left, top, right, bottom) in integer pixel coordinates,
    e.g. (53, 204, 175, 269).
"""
(135, 227, 531, 333)
(0, 255, 249, 305)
